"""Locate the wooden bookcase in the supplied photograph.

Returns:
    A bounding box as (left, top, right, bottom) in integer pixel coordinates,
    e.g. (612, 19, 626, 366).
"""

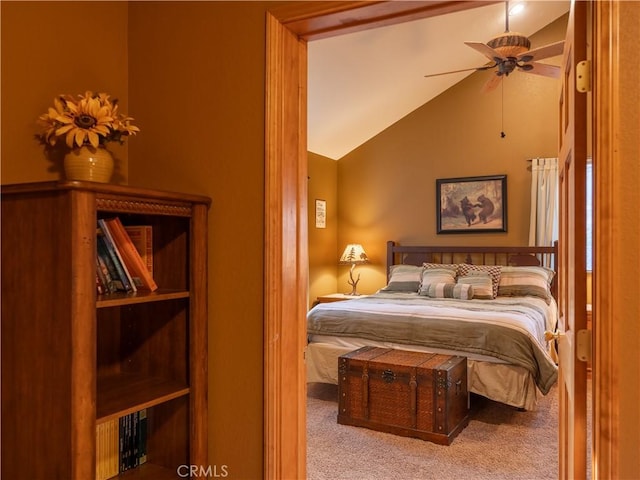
(1, 181, 210, 479)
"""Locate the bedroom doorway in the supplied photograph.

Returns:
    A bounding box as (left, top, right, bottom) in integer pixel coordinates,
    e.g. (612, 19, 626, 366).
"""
(265, 2, 633, 479)
(304, 2, 566, 475)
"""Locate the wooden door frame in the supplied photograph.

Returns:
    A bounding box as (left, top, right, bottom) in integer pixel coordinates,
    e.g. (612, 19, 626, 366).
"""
(592, 1, 628, 478)
(264, 1, 618, 478)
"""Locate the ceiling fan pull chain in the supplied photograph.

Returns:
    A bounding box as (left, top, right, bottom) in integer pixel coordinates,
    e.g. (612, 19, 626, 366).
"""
(501, 80, 506, 138)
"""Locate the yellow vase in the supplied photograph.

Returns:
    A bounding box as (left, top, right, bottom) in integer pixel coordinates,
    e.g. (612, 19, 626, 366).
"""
(64, 146, 114, 183)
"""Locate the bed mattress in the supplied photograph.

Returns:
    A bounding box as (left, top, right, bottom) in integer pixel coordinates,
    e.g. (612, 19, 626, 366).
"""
(306, 292, 558, 410)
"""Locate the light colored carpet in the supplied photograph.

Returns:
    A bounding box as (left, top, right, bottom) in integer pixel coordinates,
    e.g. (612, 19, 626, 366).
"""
(307, 383, 558, 480)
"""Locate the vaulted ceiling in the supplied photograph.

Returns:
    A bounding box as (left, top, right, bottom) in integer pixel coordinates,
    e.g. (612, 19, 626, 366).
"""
(307, 1, 570, 160)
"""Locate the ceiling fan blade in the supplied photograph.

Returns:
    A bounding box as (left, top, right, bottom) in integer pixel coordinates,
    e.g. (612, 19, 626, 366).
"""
(424, 64, 495, 79)
(464, 41, 504, 62)
(481, 74, 503, 94)
(518, 40, 565, 62)
(523, 62, 561, 78)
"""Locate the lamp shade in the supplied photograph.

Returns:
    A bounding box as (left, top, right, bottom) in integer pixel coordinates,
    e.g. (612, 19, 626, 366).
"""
(339, 244, 369, 265)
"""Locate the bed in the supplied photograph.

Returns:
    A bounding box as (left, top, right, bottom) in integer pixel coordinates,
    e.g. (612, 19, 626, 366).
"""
(306, 241, 559, 410)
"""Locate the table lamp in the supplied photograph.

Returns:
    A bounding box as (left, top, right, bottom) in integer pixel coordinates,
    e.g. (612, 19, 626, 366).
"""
(338, 244, 369, 295)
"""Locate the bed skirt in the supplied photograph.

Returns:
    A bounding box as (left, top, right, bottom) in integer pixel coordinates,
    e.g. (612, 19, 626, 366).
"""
(306, 341, 540, 410)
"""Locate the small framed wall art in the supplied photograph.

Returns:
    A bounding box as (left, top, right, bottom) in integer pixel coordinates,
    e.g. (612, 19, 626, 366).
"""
(436, 175, 507, 234)
(315, 199, 326, 228)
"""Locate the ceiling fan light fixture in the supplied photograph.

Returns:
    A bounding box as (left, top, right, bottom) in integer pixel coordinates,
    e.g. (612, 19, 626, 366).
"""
(508, 2, 525, 16)
(487, 32, 531, 58)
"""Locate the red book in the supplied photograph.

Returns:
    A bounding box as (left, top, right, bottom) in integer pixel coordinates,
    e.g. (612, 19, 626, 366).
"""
(124, 225, 153, 276)
(103, 217, 158, 291)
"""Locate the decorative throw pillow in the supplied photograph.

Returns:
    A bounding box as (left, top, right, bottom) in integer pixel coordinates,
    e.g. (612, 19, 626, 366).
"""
(420, 282, 474, 300)
(423, 262, 459, 275)
(458, 264, 502, 298)
(422, 268, 456, 283)
(456, 273, 494, 299)
(418, 268, 457, 295)
(498, 266, 555, 303)
(381, 264, 423, 292)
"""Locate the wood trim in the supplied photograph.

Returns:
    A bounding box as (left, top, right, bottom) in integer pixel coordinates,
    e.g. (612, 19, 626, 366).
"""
(269, 1, 496, 41)
(264, 1, 593, 478)
(264, 12, 309, 480)
(592, 1, 639, 477)
(0, 180, 212, 206)
(70, 190, 97, 480)
(592, 3, 615, 476)
(190, 202, 209, 465)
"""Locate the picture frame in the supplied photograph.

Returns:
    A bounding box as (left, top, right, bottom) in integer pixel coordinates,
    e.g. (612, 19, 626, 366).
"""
(315, 199, 326, 228)
(436, 175, 507, 234)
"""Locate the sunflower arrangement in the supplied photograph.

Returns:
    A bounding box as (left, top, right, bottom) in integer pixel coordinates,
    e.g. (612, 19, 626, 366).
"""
(38, 91, 140, 149)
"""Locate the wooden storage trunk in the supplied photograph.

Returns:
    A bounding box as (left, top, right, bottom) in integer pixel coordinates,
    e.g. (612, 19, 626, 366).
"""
(338, 347, 469, 445)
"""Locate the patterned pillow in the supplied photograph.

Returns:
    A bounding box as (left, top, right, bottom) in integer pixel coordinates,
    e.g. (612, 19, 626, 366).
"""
(420, 282, 474, 300)
(456, 273, 494, 299)
(423, 262, 459, 275)
(458, 264, 502, 298)
(382, 264, 423, 292)
(498, 266, 555, 303)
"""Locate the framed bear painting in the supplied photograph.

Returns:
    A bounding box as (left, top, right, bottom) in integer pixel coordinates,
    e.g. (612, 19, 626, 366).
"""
(436, 175, 507, 234)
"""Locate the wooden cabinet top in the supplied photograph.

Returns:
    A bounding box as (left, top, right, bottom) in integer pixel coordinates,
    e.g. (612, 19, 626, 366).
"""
(1, 180, 211, 207)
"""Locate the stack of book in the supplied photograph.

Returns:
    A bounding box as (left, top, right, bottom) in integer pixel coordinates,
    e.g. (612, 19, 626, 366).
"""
(96, 217, 156, 295)
(96, 409, 148, 480)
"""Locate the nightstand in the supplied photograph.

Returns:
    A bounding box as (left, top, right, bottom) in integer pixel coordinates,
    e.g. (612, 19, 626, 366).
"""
(316, 293, 369, 303)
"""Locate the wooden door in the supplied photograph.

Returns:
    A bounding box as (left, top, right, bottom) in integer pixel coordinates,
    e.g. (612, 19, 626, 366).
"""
(557, 1, 588, 478)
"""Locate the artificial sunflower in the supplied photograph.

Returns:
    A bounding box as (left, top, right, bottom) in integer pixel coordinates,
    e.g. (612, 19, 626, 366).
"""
(37, 91, 139, 149)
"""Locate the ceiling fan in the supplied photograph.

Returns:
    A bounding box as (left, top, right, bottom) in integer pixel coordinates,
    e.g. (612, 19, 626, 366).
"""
(424, 1, 565, 93)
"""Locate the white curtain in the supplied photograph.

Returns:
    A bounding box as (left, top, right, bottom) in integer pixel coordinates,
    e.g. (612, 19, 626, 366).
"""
(529, 158, 558, 267)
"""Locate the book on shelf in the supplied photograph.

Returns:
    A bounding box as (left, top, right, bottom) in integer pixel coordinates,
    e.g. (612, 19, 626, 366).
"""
(124, 225, 153, 277)
(115, 409, 148, 474)
(96, 418, 119, 480)
(96, 272, 105, 295)
(103, 218, 158, 291)
(95, 257, 107, 295)
(98, 220, 138, 293)
(96, 228, 132, 293)
(138, 408, 148, 465)
(96, 246, 119, 294)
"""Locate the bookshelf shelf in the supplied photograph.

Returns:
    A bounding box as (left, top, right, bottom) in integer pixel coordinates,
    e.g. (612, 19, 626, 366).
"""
(97, 289, 190, 308)
(97, 373, 190, 423)
(1, 181, 210, 479)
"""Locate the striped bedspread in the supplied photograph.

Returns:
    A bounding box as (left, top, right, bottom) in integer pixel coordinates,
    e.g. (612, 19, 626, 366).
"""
(307, 292, 558, 394)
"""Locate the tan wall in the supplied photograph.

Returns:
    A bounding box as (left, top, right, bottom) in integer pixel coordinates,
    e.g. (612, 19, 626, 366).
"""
(0, 1, 130, 184)
(1, 1, 279, 477)
(127, 2, 279, 477)
(308, 153, 338, 306)
(335, 16, 567, 294)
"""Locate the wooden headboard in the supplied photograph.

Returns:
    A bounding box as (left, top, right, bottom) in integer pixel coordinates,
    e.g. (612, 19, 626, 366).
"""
(386, 241, 558, 300)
